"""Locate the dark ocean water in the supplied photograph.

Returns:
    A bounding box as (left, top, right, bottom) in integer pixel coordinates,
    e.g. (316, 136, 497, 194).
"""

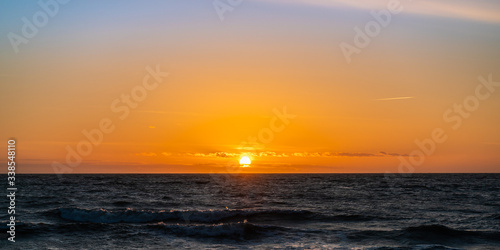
(1, 174, 499, 249)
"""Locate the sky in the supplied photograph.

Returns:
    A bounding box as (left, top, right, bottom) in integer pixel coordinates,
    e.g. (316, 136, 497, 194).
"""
(1, 0, 499, 174)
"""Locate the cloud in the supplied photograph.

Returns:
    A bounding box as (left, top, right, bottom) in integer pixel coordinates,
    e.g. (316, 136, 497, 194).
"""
(186, 152, 241, 158)
(336, 152, 378, 157)
(261, 0, 500, 23)
(148, 151, 408, 158)
(379, 151, 409, 157)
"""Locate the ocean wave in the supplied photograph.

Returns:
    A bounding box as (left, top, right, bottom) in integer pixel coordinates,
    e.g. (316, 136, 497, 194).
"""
(402, 224, 500, 242)
(1, 220, 125, 237)
(328, 214, 377, 222)
(0, 220, 25, 230)
(55, 207, 317, 224)
(342, 224, 500, 246)
(490, 214, 500, 220)
(405, 224, 465, 236)
(154, 221, 284, 239)
(1, 219, 286, 240)
(111, 201, 133, 206)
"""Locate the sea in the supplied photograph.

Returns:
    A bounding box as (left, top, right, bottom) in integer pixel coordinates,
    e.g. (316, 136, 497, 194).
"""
(1, 174, 499, 249)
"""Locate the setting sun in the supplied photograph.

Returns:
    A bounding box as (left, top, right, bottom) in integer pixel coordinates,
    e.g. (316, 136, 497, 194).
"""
(239, 156, 251, 165)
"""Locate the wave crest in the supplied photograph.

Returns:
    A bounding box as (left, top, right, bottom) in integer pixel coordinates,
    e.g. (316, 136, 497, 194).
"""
(154, 221, 283, 239)
(56, 207, 315, 224)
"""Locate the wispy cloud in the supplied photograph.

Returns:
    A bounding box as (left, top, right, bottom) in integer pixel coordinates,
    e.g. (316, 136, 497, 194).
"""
(137, 151, 408, 158)
(262, 0, 500, 23)
(375, 96, 414, 101)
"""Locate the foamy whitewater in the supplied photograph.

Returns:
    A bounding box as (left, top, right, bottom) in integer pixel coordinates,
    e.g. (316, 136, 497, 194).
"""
(1, 174, 499, 249)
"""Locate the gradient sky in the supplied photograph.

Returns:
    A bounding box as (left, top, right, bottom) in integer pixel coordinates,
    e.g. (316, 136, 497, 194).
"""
(1, 0, 499, 173)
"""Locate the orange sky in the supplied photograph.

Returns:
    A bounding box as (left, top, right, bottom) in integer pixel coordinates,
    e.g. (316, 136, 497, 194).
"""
(1, 0, 499, 173)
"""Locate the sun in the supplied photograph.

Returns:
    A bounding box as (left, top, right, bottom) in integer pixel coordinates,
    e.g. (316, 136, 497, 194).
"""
(239, 156, 251, 165)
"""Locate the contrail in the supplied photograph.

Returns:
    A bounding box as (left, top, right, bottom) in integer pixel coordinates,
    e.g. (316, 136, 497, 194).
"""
(375, 96, 414, 101)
